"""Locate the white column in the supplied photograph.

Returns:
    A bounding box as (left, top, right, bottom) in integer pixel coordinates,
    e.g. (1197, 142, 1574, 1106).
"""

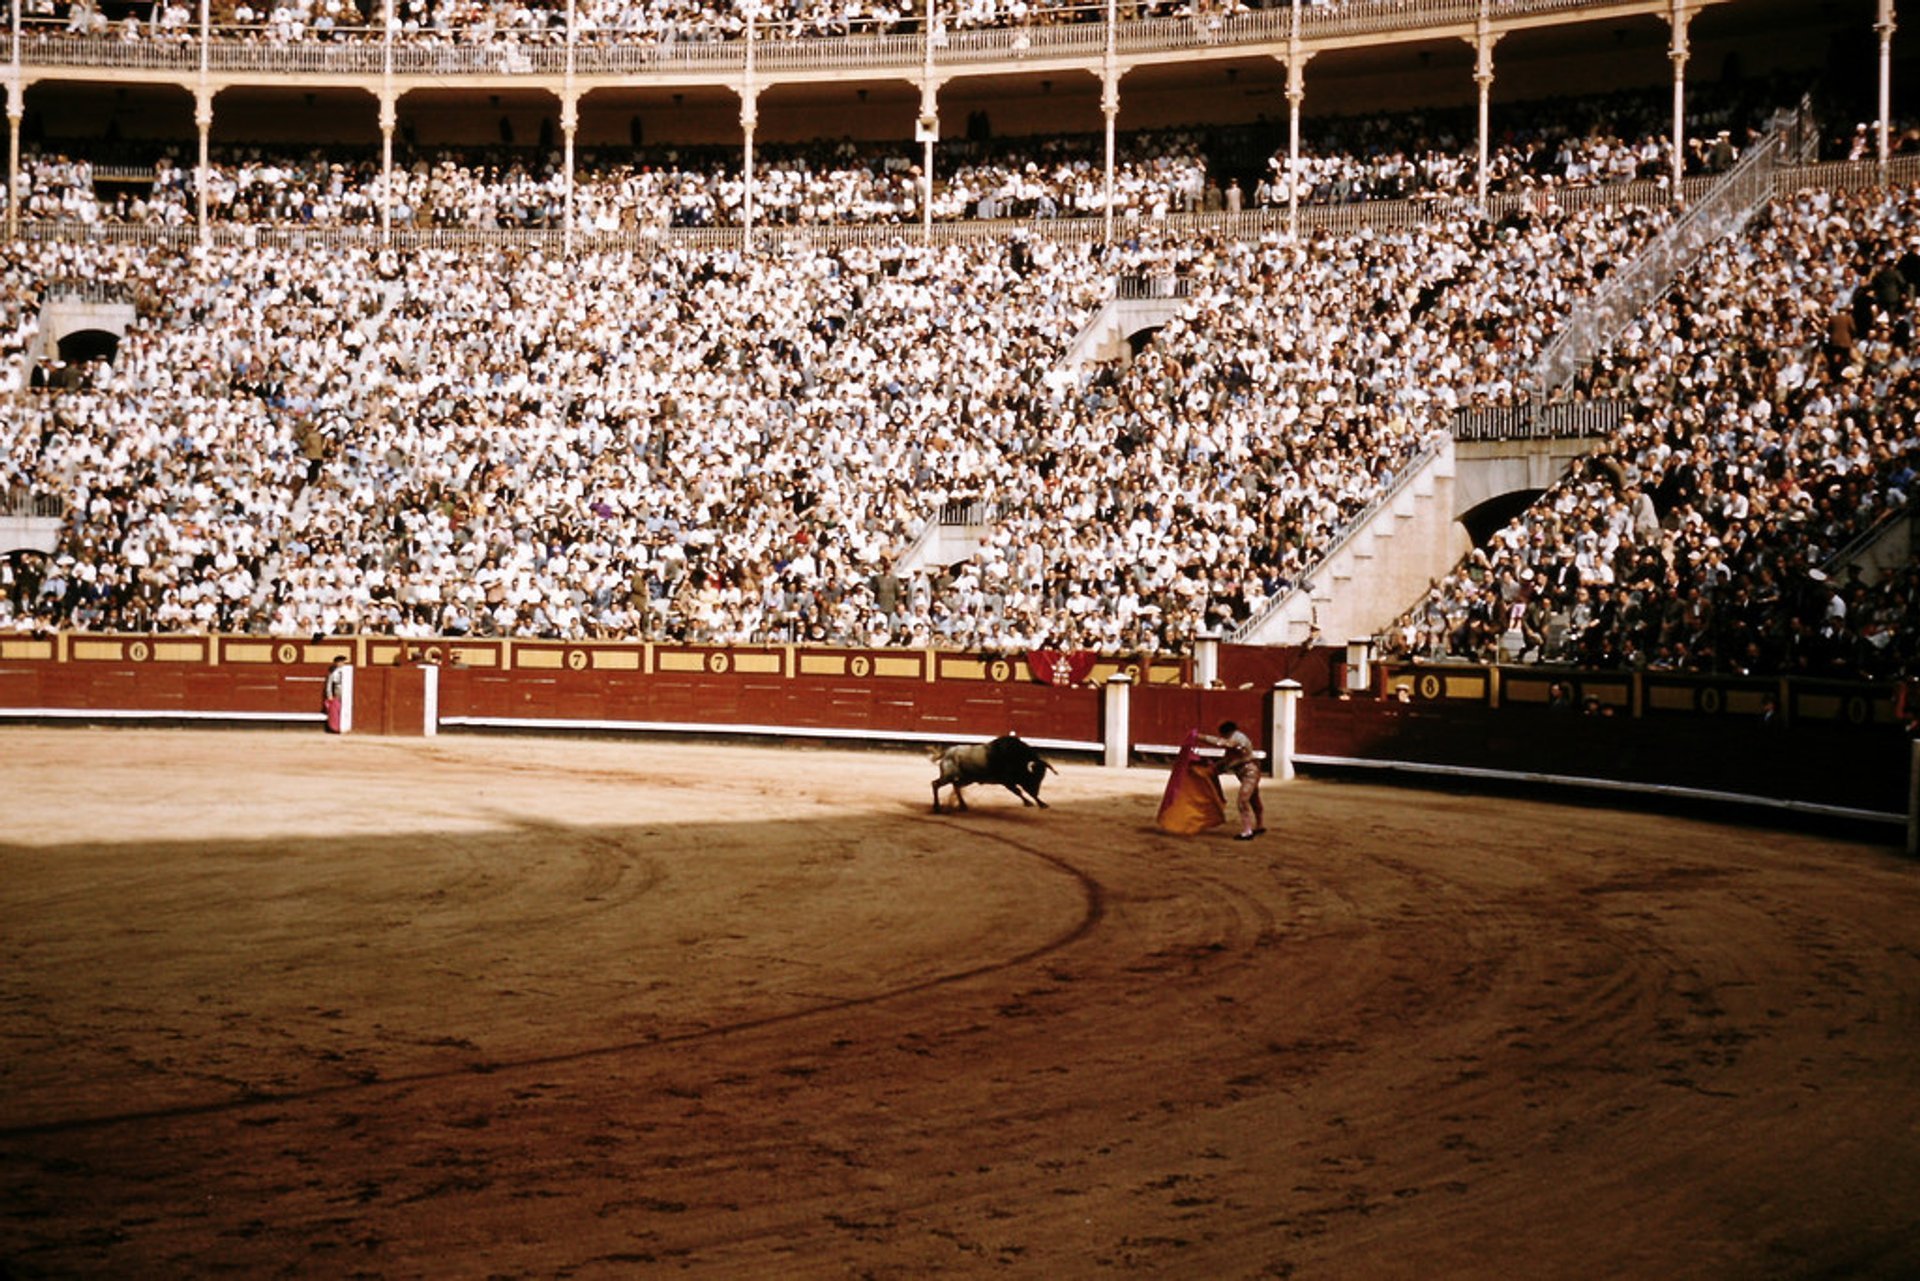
(741, 93, 758, 252)
(919, 0, 937, 244)
(195, 0, 210, 243)
(1270, 679, 1302, 782)
(1472, 17, 1497, 208)
(1103, 673, 1132, 769)
(1102, 0, 1117, 245)
(379, 0, 394, 244)
(194, 89, 213, 247)
(742, 2, 757, 251)
(564, 0, 577, 252)
(7, 0, 18, 240)
(1285, 53, 1307, 242)
(1101, 73, 1118, 246)
(1878, 0, 1897, 172)
(378, 91, 396, 244)
(5, 88, 20, 241)
(1669, 0, 1691, 200)
(561, 97, 578, 255)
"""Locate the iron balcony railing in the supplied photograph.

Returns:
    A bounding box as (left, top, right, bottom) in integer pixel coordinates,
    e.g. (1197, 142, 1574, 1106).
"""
(1451, 396, 1626, 441)
(1, 0, 1685, 79)
(6, 173, 1703, 254)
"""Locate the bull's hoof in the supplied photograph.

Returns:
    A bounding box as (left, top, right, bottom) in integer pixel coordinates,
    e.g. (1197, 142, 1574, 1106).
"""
(1035, 799, 1049, 808)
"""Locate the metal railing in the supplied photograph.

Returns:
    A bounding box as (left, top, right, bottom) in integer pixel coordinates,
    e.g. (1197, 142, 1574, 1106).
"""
(1451, 396, 1626, 441)
(937, 500, 995, 526)
(39, 278, 135, 304)
(2, 486, 66, 520)
(1530, 128, 1787, 394)
(0, 0, 1682, 79)
(1822, 491, 1919, 578)
(0, 172, 1710, 255)
(1115, 274, 1190, 300)
(1773, 153, 1920, 196)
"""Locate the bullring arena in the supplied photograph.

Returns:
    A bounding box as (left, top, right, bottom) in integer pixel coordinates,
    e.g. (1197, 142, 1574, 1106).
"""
(4, 725, 1918, 1278)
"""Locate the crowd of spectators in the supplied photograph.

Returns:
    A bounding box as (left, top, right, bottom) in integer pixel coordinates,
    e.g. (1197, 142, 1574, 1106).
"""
(0, 195, 1661, 653)
(1260, 81, 1810, 208)
(1378, 183, 1920, 680)
(3, 132, 1213, 230)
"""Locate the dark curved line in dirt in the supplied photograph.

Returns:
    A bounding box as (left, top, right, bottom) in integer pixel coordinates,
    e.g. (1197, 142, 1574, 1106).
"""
(0, 828, 1104, 1140)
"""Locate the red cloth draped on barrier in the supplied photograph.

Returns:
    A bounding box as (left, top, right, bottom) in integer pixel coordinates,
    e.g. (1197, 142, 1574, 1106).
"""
(1155, 727, 1226, 835)
(1027, 649, 1097, 687)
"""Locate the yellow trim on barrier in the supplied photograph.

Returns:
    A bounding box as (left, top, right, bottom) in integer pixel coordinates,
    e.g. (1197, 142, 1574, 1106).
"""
(1648, 686, 1695, 711)
(1799, 695, 1840, 721)
(592, 651, 641, 671)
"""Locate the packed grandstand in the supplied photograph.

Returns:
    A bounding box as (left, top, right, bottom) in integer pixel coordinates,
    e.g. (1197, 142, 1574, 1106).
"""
(0, 0, 1914, 683)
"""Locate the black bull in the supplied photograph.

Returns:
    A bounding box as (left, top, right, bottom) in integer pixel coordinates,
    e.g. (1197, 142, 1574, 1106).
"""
(930, 734, 1058, 813)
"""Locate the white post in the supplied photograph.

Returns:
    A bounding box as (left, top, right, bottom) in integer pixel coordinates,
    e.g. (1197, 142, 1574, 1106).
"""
(337, 665, 356, 734)
(1908, 738, 1918, 856)
(1103, 673, 1132, 769)
(1270, 679, 1302, 782)
(1345, 637, 1374, 694)
(1193, 633, 1219, 687)
(421, 665, 439, 737)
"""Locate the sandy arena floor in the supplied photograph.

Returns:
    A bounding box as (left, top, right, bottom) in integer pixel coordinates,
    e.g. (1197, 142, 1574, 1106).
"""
(1, 727, 1917, 1279)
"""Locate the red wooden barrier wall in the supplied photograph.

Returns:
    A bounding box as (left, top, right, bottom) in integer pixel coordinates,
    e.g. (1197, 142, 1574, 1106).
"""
(0, 633, 1909, 819)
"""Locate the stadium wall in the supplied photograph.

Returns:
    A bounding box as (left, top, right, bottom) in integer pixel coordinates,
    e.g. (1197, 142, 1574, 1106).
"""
(0, 634, 1908, 824)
